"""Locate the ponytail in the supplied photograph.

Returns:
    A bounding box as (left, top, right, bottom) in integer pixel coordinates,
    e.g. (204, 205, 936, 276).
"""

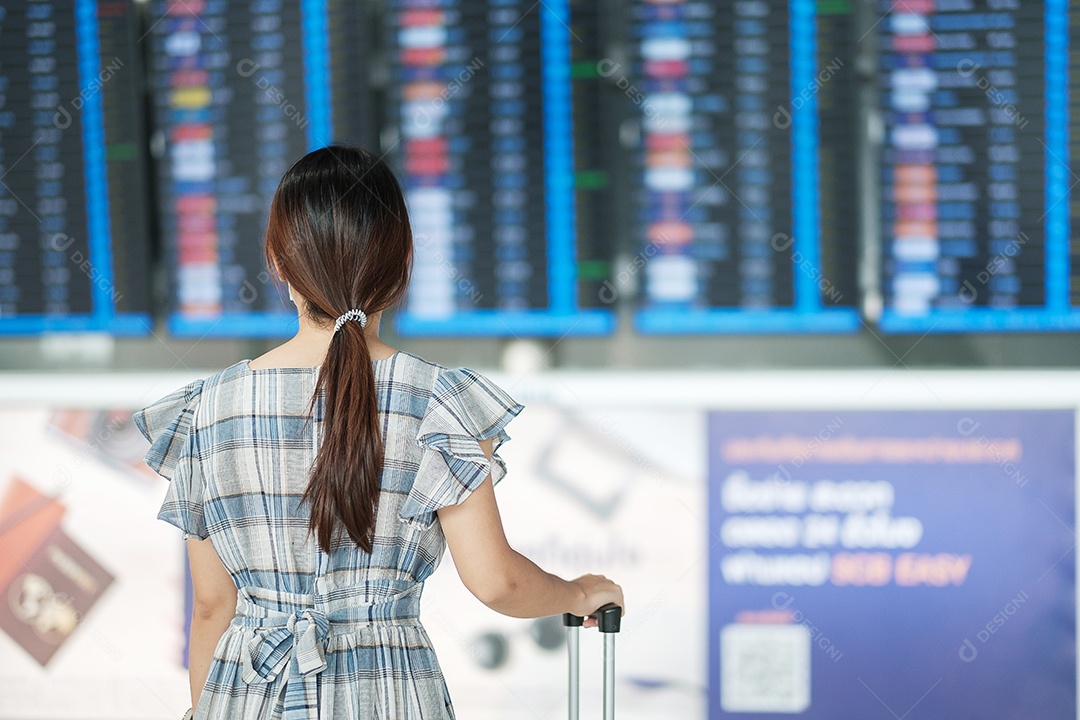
(265, 146, 412, 555)
(302, 319, 382, 553)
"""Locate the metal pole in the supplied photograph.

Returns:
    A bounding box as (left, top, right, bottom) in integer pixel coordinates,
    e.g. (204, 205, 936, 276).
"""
(568, 624, 580, 720)
(603, 633, 615, 720)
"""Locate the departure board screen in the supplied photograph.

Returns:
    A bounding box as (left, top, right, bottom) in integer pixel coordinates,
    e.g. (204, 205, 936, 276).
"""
(628, 0, 861, 333)
(151, 0, 373, 337)
(0, 0, 152, 335)
(388, 0, 615, 336)
(878, 0, 1077, 332)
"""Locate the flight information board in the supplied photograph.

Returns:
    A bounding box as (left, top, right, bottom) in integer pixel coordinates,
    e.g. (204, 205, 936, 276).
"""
(151, 0, 373, 337)
(0, 0, 152, 335)
(878, 0, 1077, 332)
(387, 0, 615, 336)
(628, 0, 861, 333)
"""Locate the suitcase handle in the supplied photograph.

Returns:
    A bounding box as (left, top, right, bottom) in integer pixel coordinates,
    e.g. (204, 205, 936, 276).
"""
(563, 604, 621, 720)
(562, 603, 622, 633)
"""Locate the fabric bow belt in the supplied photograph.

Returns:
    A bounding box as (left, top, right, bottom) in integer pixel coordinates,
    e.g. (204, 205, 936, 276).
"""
(231, 585, 422, 720)
(240, 607, 330, 684)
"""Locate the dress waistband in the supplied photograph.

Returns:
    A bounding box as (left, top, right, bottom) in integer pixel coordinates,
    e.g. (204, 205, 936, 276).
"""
(234, 583, 422, 628)
(230, 583, 422, 720)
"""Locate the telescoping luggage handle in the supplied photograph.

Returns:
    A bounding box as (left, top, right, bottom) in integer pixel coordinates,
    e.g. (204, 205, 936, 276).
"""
(563, 604, 622, 720)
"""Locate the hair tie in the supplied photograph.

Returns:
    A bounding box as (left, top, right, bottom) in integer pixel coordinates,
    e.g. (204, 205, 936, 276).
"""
(333, 309, 368, 333)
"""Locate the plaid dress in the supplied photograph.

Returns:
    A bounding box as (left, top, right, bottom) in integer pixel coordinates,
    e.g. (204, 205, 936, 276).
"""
(133, 351, 523, 720)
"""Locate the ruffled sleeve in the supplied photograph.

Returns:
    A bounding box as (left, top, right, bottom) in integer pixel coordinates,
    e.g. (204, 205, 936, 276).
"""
(400, 367, 524, 524)
(132, 379, 209, 540)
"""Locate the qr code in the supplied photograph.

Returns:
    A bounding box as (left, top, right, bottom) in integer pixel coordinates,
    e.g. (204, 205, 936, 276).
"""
(720, 624, 811, 713)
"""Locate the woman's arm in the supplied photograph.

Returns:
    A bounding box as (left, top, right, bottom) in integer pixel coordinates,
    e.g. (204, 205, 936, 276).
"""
(185, 537, 237, 708)
(437, 439, 624, 621)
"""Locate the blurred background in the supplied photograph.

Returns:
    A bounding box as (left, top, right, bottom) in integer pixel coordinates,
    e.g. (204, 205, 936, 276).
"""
(0, 0, 1078, 718)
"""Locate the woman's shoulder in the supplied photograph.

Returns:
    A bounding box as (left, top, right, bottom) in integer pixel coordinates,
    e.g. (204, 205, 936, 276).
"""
(390, 351, 509, 396)
(133, 362, 248, 434)
(195, 359, 260, 397)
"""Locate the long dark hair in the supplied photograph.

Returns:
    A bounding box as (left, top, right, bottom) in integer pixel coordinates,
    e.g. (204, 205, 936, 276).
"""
(265, 146, 412, 554)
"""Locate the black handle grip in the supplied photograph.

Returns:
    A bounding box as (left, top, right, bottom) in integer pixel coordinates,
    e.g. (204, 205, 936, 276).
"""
(595, 603, 621, 633)
(561, 603, 622, 633)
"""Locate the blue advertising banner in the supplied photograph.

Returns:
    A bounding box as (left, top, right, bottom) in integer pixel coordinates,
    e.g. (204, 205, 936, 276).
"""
(708, 411, 1076, 719)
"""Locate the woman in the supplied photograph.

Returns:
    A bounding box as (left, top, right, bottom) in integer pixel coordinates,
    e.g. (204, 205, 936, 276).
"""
(134, 146, 623, 720)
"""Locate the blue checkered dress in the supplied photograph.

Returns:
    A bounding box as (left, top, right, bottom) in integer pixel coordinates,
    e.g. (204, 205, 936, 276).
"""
(133, 351, 523, 720)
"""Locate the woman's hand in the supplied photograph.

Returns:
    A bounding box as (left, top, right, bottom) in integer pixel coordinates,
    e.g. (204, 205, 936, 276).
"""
(569, 574, 625, 628)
